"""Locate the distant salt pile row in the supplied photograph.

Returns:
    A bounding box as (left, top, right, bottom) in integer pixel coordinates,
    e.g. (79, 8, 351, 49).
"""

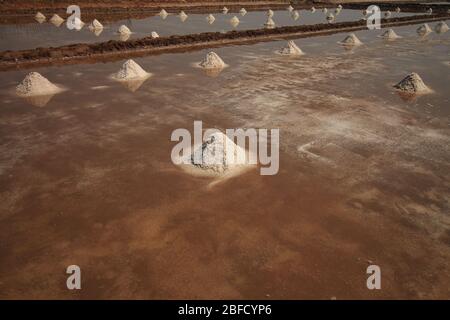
(277, 40, 304, 56)
(393, 72, 431, 95)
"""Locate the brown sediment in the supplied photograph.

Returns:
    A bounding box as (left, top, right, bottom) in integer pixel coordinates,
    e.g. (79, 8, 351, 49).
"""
(1, 13, 449, 71)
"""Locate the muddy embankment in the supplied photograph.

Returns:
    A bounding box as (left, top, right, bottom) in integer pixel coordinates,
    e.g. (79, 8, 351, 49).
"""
(1, 13, 448, 71)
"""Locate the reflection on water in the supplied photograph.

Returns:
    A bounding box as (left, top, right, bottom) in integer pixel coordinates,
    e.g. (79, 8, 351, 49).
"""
(0, 9, 421, 51)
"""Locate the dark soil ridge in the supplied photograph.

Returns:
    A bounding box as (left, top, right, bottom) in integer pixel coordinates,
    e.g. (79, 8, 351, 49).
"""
(0, 13, 448, 71)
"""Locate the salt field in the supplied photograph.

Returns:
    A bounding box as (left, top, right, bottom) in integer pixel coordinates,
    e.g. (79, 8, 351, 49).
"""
(0, 13, 449, 299)
(0, 8, 423, 51)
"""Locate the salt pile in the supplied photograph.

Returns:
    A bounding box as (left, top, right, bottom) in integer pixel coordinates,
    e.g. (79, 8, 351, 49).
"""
(230, 16, 240, 27)
(337, 4, 343, 9)
(159, 9, 168, 18)
(287, 5, 294, 12)
(198, 51, 227, 70)
(151, 31, 159, 38)
(35, 12, 46, 23)
(118, 25, 131, 35)
(326, 12, 335, 22)
(206, 14, 215, 24)
(89, 19, 103, 31)
(277, 40, 304, 56)
(435, 21, 449, 33)
(267, 9, 274, 17)
(323, 8, 328, 14)
(395, 7, 401, 13)
(50, 14, 64, 26)
(427, 8, 433, 14)
(340, 33, 363, 46)
(223, 7, 229, 14)
(384, 11, 392, 18)
(380, 28, 401, 40)
(311, 7, 316, 13)
(240, 8, 247, 16)
(111, 59, 151, 81)
(179, 11, 188, 22)
(188, 132, 248, 175)
(417, 23, 432, 35)
(264, 16, 276, 28)
(291, 10, 300, 20)
(335, 7, 342, 15)
(16, 72, 62, 97)
(393, 72, 431, 95)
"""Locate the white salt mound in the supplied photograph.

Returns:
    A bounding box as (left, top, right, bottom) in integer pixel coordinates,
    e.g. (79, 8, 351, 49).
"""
(323, 8, 328, 14)
(435, 21, 449, 33)
(287, 5, 294, 12)
(277, 40, 304, 56)
(395, 7, 401, 13)
(230, 16, 240, 27)
(326, 13, 335, 22)
(292, 10, 300, 20)
(16, 72, 61, 97)
(311, 7, 316, 13)
(199, 52, 226, 70)
(335, 8, 342, 15)
(35, 12, 46, 21)
(118, 25, 131, 35)
(151, 31, 159, 38)
(393, 72, 431, 94)
(189, 132, 247, 174)
(112, 59, 150, 81)
(240, 8, 247, 16)
(89, 19, 103, 30)
(338, 5, 343, 9)
(340, 33, 363, 45)
(223, 7, 229, 14)
(50, 14, 64, 25)
(267, 9, 274, 17)
(206, 14, 215, 24)
(380, 28, 401, 39)
(264, 17, 276, 27)
(179, 11, 188, 21)
(159, 9, 168, 17)
(417, 23, 432, 35)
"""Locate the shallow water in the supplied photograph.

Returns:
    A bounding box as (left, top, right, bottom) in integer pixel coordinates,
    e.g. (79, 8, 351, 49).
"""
(0, 21, 449, 299)
(0, 9, 421, 51)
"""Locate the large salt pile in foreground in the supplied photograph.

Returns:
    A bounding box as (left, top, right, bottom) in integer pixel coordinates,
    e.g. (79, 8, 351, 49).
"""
(35, 12, 46, 23)
(118, 25, 131, 35)
(277, 40, 304, 56)
(417, 23, 432, 35)
(240, 8, 247, 16)
(111, 59, 151, 81)
(198, 52, 227, 70)
(264, 16, 276, 28)
(380, 28, 401, 40)
(393, 72, 431, 95)
(339, 33, 363, 46)
(187, 132, 249, 175)
(435, 21, 449, 33)
(16, 72, 63, 97)
(230, 16, 240, 27)
(50, 14, 64, 26)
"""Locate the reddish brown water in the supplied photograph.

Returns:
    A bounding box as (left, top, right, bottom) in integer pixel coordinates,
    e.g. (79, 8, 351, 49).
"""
(0, 23, 449, 299)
